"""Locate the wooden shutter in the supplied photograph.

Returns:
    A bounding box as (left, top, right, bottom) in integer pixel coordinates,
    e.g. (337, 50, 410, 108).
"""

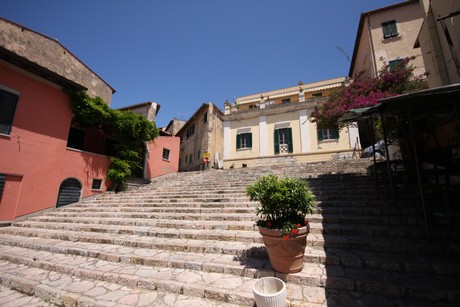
(332, 126, 340, 139)
(389, 21, 397, 36)
(287, 128, 293, 153)
(236, 134, 241, 149)
(248, 133, 252, 148)
(317, 128, 324, 141)
(274, 130, 280, 154)
(382, 23, 391, 38)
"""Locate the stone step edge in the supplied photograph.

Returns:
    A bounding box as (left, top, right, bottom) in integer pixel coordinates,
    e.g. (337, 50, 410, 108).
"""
(0, 250, 325, 306)
(4, 227, 457, 277)
(0, 263, 250, 307)
(27, 216, 258, 231)
(1, 244, 458, 303)
(5, 223, 444, 253)
(0, 227, 264, 256)
(2, 230, 459, 282)
(25, 216, 426, 235)
(0, 236, 273, 280)
(9, 223, 261, 242)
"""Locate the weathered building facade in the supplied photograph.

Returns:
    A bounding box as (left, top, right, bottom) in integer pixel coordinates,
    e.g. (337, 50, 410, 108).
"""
(176, 103, 224, 171)
(0, 17, 115, 222)
(0, 17, 175, 222)
(416, 0, 460, 87)
(223, 78, 361, 168)
(349, 0, 425, 79)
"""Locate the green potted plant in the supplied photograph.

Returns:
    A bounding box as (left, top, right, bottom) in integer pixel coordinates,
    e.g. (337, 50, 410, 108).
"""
(246, 174, 316, 273)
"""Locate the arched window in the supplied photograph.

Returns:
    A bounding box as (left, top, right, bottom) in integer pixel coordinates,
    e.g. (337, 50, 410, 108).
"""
(56, 178, 82, 208)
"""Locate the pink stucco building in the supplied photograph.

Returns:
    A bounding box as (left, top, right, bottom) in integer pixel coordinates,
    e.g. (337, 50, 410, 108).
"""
(0, 17, 178, 222)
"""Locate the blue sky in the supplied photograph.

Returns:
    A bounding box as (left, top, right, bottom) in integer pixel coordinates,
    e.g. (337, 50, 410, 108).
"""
(3, 0, 402, 127)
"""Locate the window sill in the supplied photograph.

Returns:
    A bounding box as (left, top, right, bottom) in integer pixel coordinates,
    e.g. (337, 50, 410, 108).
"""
(318, 139, 339, 144)
(0, 133, 11, 139)
(162, 158, 170, 162)
(237, 148, 252, 151)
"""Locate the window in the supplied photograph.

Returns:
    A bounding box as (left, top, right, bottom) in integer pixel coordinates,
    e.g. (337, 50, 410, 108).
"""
(203, 112, 207, 123)
(389, 59, 404, 71)
(249, 105, 258, 109)
(91, 179, 103, 190)
(281, 98, 291, 104)
(274, 128, 293, 154)
(197, 150, 201, 160)
(189, 154, 193, 163)
(236, 133, 252, 149)
(312, 92, 323, 98)
(186, 124, 195, 138)
(162, 148, 170, 161)
(0, 86, 19, 135)
(67, 126, 86, 150)
(382, 20, 398, 39)
(317, 126, 340, 141)
(0, 174, 5, 200)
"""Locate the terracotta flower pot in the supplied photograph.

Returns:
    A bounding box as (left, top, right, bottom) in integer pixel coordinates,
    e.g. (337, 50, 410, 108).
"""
(259, 225, 309, 273)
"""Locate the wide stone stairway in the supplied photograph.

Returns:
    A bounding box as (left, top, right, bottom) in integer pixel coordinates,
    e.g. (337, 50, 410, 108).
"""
(0, 160, 459, 306)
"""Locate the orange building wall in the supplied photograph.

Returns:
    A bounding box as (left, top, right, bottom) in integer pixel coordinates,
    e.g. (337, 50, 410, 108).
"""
(146, 136, 180, 178)
(0, 63, 111, 221)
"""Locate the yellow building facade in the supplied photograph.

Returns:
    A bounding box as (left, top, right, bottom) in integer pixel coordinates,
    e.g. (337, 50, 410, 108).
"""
(177, 103, 224, 171)
(223, 78, 362, 168)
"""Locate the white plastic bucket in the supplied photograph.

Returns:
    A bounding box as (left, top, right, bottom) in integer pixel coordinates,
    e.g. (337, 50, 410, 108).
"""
(252, 277, 286, 307)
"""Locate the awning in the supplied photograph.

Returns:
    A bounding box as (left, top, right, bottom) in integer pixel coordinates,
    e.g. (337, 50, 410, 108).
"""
(338, 105, 381, 124)
(337, 83, 460, 123)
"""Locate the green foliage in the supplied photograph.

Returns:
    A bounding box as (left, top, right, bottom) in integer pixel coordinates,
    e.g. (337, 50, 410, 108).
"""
(246, 174, 316, 234)
(68, 90, 159, 188)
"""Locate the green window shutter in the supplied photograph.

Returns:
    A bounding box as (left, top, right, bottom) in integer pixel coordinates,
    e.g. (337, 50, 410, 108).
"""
(389, 22, 397, 36)
(382, 24, 391, 38)
(274, 129, 280, 154)
(287, 128, 293, 153)
(236, 134, 241, 149)
(317, 128, 324, 141)
(332, 126, 340, 139)
(248, 133, 252, 148)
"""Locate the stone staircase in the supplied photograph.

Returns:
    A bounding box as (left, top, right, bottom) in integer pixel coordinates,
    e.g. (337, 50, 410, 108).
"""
(0, 160, 459, 306)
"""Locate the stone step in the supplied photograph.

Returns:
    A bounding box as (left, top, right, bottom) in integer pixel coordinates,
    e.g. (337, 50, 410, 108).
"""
(315, 206, 421, 216)
(304, 246, 460, 276)
(58, 206, 256, 214)
(307, 213, 424, 226)
(307, 233, 452, 256)
(0, 239, 458, 303)
(4, 223, 262, 243)
(92, 195, 251, 202)
(75, 201, 257, 208)
(26, 216, 426, 239)
(0, 259, 247, 306)
(27, 216, 257, 231)
(0, 285, 53, 306)
(45, 211, 257, 222)
(315, 200, 394, 208)
(0, 245, 328, 306)
(0, 231, 264, 259)
(308, 222, 425, 238)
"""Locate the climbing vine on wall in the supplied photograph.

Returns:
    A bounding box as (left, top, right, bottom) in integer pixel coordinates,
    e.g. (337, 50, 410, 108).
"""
(68, 90, 159, 189)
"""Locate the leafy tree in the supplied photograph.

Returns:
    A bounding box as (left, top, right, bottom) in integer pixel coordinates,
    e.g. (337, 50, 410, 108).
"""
(311, 57, 426, 128)
(68, 90, 159, 189)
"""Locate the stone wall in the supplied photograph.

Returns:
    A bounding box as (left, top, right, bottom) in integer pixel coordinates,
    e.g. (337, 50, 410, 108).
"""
(0, 18, 114, 104)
